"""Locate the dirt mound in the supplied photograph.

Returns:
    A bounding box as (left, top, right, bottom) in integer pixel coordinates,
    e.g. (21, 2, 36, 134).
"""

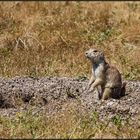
(0, 76, 140, 120)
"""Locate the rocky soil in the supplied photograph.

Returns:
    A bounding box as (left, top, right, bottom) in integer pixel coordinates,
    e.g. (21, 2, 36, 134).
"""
(0, 76, 140, 120)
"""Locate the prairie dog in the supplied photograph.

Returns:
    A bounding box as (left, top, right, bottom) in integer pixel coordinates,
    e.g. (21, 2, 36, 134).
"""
(85, 48, 126, 100)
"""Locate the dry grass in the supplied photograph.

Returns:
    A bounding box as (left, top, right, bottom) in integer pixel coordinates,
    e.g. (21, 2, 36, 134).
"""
(0, 2, 140, 139)
(0, 1, 139, 79)
(0, 106, 140, 139)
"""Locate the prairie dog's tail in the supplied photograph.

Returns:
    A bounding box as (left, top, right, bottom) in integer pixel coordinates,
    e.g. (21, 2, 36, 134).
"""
(120, 82, 127, 97)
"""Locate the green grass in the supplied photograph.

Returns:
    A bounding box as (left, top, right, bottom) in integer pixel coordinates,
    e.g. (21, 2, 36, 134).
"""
(0, 107, 140, 139)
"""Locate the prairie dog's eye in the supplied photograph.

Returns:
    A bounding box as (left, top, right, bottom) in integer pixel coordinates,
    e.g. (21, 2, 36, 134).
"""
(93, 50, 97, 52)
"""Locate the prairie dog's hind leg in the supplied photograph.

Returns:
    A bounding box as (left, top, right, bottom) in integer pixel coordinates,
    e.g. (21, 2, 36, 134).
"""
(102, 88, 112, 100)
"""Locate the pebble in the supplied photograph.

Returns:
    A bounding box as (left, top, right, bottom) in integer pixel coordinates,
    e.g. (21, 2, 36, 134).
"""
(0, 76, 139, 120)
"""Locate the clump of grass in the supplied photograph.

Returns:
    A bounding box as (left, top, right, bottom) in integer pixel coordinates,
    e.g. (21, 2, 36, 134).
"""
(0, 106, 140, 139)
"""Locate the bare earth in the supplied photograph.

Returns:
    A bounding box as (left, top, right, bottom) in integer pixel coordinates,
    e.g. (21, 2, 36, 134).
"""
(0, 76, 140, 121)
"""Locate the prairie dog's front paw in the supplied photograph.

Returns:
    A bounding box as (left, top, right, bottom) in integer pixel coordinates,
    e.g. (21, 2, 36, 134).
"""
(88, 87, 94, 93)
(86, 83, 91, 90)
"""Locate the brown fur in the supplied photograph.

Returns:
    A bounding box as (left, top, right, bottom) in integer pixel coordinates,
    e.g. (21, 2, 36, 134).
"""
(85, 48, 126, 100)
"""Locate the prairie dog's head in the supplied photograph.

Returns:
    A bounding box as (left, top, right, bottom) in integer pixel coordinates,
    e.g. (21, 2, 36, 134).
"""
(85, 48, 105, 63)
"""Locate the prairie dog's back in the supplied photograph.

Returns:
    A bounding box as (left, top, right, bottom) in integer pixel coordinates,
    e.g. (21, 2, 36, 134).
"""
(105, 66, 122, 88)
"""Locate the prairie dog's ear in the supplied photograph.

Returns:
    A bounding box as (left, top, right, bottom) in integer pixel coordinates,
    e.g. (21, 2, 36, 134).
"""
(100, 51, 105, 61)
(100, 51, 104, 57)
